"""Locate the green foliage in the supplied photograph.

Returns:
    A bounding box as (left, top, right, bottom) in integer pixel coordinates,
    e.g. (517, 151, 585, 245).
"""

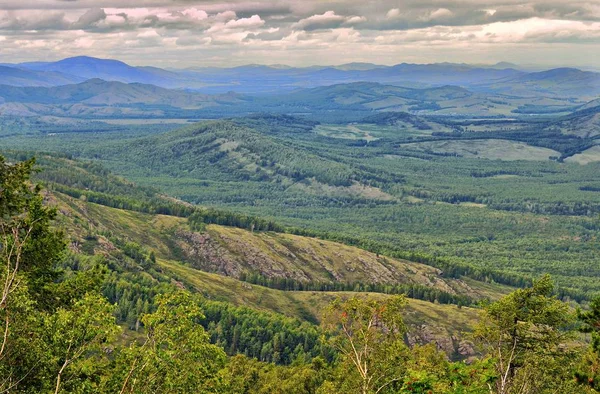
(200, 300, 331, 364)
(575, 296, 600, 390)
(475, 275, 579, 394)
(107, 292, 227, 393)
(240, 272, 476, 306)
(322, 295, 408, 394)
(0, 155, 120, 392)
(44, 293, 120, 393)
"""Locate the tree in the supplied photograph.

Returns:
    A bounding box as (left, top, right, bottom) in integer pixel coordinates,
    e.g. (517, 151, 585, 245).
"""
(110, 292, 227, 393)
(44, 293, 119, 394)
(0, 156, 65, 391)
(0, 156, 118, 392)
(575, 295, 600, 390)
(474, 275, 577, 394)
(321, 295, 409, 394)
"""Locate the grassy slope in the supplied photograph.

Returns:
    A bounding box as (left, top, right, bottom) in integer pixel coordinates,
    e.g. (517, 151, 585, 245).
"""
(403, 139, 560, 161)
(51, 191, 511, 300)
(159, 259, 479, 357)
(49, 189, 490, 357)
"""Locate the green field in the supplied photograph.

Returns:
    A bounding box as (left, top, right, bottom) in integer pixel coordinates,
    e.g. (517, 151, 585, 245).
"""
(403, 139, 561, 161)
(566, 145, 600, 164)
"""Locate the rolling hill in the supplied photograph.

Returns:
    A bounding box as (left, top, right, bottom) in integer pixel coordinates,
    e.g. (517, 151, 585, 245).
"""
(0, 79, 245, 117)
(0, 65, 84, 87)
(260, 81, 580, 117)
(480, 67, 600, 99)
(22, 152, 510, 359)
(547, 104, 600, 138)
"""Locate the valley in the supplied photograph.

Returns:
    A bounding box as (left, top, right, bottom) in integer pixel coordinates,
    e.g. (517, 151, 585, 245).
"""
(1, 54, 600, 393)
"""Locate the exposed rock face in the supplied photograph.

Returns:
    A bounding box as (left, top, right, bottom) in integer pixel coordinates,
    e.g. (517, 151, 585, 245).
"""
(172, 226, 483, 299)
(174, 229, 246, 279)
(406, 324, 477, 360)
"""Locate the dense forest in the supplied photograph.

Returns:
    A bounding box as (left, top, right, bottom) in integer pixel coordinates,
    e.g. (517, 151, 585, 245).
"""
(3, 114, 600, 279)
(1, 9, 600, 393)
(3, 154, 600, 393)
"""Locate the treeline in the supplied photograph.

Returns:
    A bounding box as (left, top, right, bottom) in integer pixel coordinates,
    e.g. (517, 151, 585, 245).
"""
(15, 153, 594, 301)
(489, 200, 600, 216)
(429, 128, 595, 159)
(239, 272, 476, 306)
(5, 155, 600, 393)
(49, 182, 196, 217)
(200, 301, 333, 365)
(189, 210, 284, 232)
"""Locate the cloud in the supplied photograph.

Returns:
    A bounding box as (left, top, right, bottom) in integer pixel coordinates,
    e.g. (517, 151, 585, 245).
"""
(0, 1, 598, 68)
(387, 9, 400, 19)
(0, 10, 70, 30)
(292, 11, 364, 31)
(72, 8, 106, 29)
(225, 14, 264, 29)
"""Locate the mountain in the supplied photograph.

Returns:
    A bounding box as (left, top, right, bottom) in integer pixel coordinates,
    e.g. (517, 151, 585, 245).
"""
(480, 67, 600, 98)
(17, 56, 185, 87)
(265, 81, 523, 116)
(549, 104, 600, 138)
(0, 65, 84, 87)
(162, 61, 525, 94)
(4, 56, 595, 99)
(332, 62, 387, 71)
(490, 62, 520, 69)
(0, 79, 244, 117)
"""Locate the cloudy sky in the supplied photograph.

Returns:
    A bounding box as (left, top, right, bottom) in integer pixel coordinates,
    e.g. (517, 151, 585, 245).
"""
(0, 0, 598, 68)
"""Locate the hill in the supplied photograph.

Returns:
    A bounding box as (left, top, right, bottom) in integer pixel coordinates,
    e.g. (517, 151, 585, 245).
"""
(18, 56, 186, 87)
(0, 79, 244, 117)
(480, 67, 600, 99)
(263, 82, 577, 117)
(4, 115, 600, 299)
(15, 152, 515, 359)
(0, 65, 84, 87)
(548, 104, 600, 138)
(54, 193, 485, 358)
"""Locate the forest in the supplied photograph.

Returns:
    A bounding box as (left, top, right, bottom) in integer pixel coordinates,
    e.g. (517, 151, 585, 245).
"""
(0, 61, 599, 394)
(3, 154, 600, 393)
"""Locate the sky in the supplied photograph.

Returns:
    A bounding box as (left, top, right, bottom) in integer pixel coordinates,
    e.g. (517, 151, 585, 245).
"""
(0, 1, 598, 69)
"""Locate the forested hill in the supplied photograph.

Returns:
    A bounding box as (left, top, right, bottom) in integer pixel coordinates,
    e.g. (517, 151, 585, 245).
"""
(2, 151, 600, 393)
(21, 151, 512, 300)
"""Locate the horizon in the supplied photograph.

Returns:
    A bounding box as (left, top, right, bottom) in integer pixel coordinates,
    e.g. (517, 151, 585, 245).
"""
(0, 1, 598, 69)
(2, 54, 598, 73)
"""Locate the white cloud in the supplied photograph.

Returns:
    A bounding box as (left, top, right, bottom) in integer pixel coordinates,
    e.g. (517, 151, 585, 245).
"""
(225, 15, 264, 29)
(0, 1, 597, 68)
(386, 9, 400, 19)
(292, 11, 365, 31)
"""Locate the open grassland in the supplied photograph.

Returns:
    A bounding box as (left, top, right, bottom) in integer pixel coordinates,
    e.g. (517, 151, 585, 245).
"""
(402, 139, 560, 161)
(566, 145, 600, 164)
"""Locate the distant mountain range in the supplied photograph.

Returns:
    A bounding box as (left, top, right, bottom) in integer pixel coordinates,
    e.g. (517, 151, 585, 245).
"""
(1, 77, 597, 119)
(480, 68, 600, 99)
(0, 56, 597, 98)
(0, 79, 243, 117)
(0, 65, 84, 87)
